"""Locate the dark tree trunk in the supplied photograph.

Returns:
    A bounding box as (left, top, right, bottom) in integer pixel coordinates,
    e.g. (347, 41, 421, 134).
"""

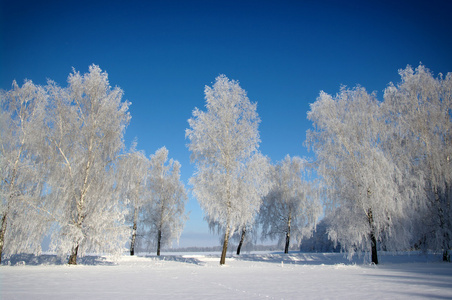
(236, 228, 246, 255)
(370, 230, 378, 265)
(157, 228, 162, 256)
(436, 185, 450, 262)
(0, 213, 7, 265)
(130, 208, 138, 256)
(444, 182, 450, 262)
(367, 208, 378, 265)
(443, 250, 450, 262)
(130, 221, 137, 256)
(284, 214, 291, 254)
(284, 232, 290, 254)
(68, 245, 79, 265)
(220, 227, 230, 265)
(442, 227, 450, 262)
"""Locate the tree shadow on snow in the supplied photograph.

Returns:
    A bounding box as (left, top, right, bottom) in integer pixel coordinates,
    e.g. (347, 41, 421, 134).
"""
(143, 255, 206, 266)
(236, 251, 443, 266)
(236, 252, 357, 266)
(362, 269, 452, 300)
(2, 253, 115, 266)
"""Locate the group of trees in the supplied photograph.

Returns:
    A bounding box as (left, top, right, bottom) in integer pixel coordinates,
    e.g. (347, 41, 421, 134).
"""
(187, 65, 451, 265)
(186, 75, 322, 264)
(0, 65, 187, 265)
(117, 145, 187, 257)
(2, 63, 450, 266)
(306, 65, 451, 264)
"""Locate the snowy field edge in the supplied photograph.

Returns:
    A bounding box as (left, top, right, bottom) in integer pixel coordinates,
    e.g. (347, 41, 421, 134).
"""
(1, 251, 451, 300)
(0, 250, 445, 266)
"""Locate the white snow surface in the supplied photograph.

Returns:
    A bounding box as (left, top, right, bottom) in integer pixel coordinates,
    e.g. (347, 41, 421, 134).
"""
(1, 251, 451, 299)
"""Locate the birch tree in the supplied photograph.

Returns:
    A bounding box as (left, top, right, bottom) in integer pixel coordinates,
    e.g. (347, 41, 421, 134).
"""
(186, 75, 263, 264)
(258, 155, 322, 253)
(205, 153, 271, 255)
(235, 153, 271, 255)
(143, 147, 187, 256)
(45, 65, 131, 264)
(306, 86, 410, 264)
(383, 65, 452, 260)
(117, 144, 151, 256)
(0, 80, 49, 263)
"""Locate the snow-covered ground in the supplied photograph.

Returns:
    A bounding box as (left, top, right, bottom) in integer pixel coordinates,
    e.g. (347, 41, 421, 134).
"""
(1, 251, 451, 299)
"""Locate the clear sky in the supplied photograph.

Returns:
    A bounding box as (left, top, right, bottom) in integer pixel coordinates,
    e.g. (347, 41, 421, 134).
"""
(1, 0, 452, 248)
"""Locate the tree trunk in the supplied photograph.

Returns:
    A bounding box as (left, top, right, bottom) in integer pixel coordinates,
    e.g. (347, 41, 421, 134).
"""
(157, 228, 162, 256)
(284, 231, 290, 254)
(443, 250, 450, 262)
(367, 208, 378, 265)
(236, 227, 246, 255)
(68, 244, 79, 265)
(443, 182, 450, 262)
(441, 221, 450, 262)
(130, 208, 138, 256)
(0, 213, 7, 264)
(370, 230, 378, 265)
(220, 227, 230, 265)
(130, 221, 137, 256)
(435, 185, 450, 262)
(284, 214, 291, 254)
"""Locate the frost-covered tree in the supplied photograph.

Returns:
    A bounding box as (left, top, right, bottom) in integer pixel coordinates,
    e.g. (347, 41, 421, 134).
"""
(306, 86, 410, 264)
(383, 65, 452, 261)
(142, 147, 187, 256)
(258, 155, 322, 254)
(186, 75, 263, 264)
(0, 80, 49, 263)
(117, 144, 151, 256)
(235, 153, 271, 255)
(205, 153, 271, 255)
(44, 65, 131, 264)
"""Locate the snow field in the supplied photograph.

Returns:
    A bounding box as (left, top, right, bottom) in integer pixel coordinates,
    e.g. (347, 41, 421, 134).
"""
(1, 252, 451, 299)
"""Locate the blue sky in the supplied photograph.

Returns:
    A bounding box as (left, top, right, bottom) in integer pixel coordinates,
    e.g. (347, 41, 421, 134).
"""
(2, 0, 452, 248)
